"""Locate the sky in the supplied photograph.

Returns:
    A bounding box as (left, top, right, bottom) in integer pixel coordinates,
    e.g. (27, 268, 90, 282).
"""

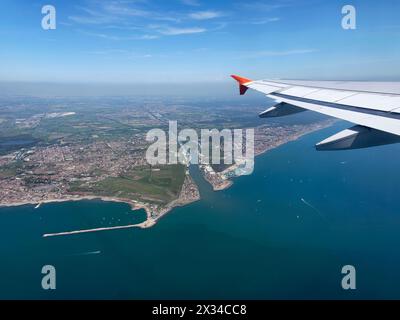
(0, 0, 400, 84)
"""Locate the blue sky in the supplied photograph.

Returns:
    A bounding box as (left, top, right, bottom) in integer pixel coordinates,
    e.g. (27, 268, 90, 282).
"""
(0, 0, 399, 83)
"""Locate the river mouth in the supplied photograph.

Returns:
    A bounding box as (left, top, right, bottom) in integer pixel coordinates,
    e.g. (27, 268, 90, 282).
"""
(189, 165, 214, 197)
(0, 135, 40, 154)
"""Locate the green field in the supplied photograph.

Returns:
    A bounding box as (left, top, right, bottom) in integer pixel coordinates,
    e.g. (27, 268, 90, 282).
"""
(70, 164, 186, 205)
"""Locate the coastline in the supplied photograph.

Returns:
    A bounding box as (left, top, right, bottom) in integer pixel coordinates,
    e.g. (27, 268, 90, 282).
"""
(0, 120, 333, 233)
(0, 195, 156, 225)
(0, 174, 200, 234)
(0, 194, 198, 231)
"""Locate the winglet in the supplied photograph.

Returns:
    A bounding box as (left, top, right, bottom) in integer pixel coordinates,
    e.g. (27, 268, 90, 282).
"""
(231, 75, 253, 95)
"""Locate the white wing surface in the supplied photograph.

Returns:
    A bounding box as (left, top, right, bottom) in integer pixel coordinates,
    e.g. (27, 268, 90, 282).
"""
(232, 75, 400, 150)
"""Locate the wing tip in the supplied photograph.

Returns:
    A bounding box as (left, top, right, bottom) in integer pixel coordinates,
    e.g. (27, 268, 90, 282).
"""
(231, 75, 253, 85)
(231, 75, 253, 95)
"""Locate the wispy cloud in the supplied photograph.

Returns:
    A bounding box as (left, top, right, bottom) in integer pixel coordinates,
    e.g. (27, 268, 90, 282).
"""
(69, 2, 177, 26)
(79, 30, 158, 41)
(69, 1, 217, 38)
(101, 2, 151, 18)
(157, 26, 206, 36)
(251, 17, 281, 25)
(69, 6, 122, 25)
(189, 10, 225, 20)
(139, 34, 159, 40)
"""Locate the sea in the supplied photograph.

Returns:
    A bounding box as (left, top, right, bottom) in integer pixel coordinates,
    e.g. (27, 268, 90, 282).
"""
(1, 121, 400, 299)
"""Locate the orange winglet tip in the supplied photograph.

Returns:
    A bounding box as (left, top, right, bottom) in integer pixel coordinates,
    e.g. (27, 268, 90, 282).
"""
(231, 75, 253, 85)
(231, 75, 252, 95)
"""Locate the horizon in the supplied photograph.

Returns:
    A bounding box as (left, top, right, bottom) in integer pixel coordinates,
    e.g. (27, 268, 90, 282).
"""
(2, 77, 400, 97)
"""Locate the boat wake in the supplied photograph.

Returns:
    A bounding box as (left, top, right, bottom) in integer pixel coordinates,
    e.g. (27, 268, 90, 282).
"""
(301, 198, 324, 218)
(70, 250, 101, 257)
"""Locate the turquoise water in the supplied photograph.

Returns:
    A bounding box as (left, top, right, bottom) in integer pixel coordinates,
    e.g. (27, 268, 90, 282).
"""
(1, 122, 400, 299)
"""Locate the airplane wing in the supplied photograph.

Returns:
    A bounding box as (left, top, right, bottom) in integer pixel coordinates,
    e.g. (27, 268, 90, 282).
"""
(231, 75, 400, 150)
